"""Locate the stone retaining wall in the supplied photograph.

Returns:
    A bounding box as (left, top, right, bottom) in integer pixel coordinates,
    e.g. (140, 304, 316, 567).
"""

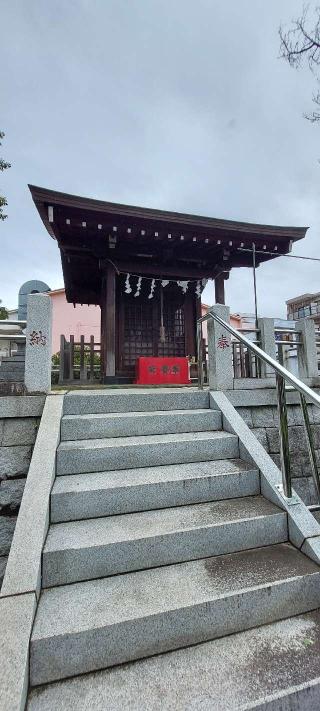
(0, 396, 45, 588)
(236, 403, 320, 505)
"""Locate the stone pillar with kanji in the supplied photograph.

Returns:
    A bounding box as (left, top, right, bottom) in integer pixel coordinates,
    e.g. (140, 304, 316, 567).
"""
(25, 293, 52, 393)
(207, 304, 233, 390)
(295, 317, 319, 380)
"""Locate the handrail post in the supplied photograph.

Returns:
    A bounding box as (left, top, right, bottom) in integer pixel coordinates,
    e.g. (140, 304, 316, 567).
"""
(197, 321, 204, 389)
(299, 393, 320, 502)
(276, 373, 292, 498)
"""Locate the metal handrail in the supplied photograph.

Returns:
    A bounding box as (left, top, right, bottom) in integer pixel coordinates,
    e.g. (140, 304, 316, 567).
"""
(274, 327, 296, 331)
(197, 311, 320, 503)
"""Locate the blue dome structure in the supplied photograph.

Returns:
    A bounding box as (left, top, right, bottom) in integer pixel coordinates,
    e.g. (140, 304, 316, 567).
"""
(18, 280, 51, 320)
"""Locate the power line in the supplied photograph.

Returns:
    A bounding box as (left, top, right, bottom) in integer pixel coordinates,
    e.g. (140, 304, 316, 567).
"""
(238, 248, 320, 263)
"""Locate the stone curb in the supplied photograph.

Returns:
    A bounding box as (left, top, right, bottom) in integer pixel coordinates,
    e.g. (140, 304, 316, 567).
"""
(1, 394, 63, 599)
(233, 378, 276, 390)
(0, 592, 37, 711)
(210, 392, 320, 561)
(0, 393, 63, 711)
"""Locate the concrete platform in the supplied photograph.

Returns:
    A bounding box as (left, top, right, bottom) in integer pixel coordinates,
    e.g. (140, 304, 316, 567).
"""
(30, 543, 320, 685)
(27, 609, 320, 710)
(42, 496, 287, 586)
(50, 459, 260, 522)
(61, 408, 221, 441)
(56, 430, 239, 475)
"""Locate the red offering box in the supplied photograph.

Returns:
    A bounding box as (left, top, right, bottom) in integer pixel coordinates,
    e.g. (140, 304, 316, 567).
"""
(135, 357, 191, 385)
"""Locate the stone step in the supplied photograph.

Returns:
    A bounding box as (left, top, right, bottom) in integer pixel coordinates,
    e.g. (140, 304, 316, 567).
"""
(43, 496, 286, 587)
(61, 408, 221, 441)
(51, 458, 260, 522)
(0, 355, 25, 363)
(27, 608, 320, 710)
(0, 361, 25, 369)
(57, 430, 239, 475)
(30, 543, 320, 686)
(63, 389, 210, 415)
(0, 371, 24, 382)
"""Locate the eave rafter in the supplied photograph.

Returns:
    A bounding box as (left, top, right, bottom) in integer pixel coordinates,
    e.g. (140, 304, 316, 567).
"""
(53, 215, 292, 271)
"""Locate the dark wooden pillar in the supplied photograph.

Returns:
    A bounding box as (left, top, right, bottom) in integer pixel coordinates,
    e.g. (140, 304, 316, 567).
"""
(102, 263, 116, 381)
(196, 294, 202, 322)
(215, 273, 225, 304)
(100, 280, 106, 381)
(184, 291, 196, 357)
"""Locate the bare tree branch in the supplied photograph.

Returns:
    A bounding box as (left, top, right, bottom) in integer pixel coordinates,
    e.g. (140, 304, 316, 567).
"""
(279, 4, 320, 120)
(0, 132, 11, 221)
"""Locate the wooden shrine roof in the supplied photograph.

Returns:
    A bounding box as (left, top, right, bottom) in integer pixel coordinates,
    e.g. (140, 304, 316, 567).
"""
(29, 185, 308, 305)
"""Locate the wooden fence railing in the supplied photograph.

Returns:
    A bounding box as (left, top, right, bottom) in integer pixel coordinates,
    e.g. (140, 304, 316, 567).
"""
(232, 341, 260, 379)
(57, 335, 101, 384)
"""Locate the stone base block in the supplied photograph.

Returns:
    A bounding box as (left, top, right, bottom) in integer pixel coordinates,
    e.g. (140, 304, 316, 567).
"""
(0, 479, 26, 514)
(0, 517, 17, 556)
(0, 556, 7, 588)
(0, 418, 38, 447)
(0, 445, 32, 480)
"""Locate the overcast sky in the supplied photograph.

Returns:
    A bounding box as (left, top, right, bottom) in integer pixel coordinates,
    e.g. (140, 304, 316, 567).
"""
(1, 0, 319, 316)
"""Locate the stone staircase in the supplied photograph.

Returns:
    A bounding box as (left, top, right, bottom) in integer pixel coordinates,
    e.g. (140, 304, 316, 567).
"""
(28, 389, 320, 707)
(0, 354, 25, 382)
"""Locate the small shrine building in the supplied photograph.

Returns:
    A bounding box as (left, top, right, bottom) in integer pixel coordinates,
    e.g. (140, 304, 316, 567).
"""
(29, 185, 307, 383)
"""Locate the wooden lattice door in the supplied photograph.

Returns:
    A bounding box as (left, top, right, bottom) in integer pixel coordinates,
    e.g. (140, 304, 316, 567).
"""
(120, 298, 155, 374)
(158, 298, 185, 358)
(117, 283, 187, 377)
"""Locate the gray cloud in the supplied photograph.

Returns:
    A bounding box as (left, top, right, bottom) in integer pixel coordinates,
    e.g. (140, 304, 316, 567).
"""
(1, 0, 319, 317)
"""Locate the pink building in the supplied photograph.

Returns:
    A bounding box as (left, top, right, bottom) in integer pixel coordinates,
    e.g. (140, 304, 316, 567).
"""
(50, 288, 100, 354)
